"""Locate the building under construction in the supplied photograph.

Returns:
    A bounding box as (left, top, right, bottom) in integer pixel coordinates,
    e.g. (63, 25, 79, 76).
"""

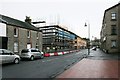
(39, 25, 77, 53)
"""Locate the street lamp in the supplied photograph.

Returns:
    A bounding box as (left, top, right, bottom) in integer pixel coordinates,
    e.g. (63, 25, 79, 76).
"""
(84, 22, 90, 55)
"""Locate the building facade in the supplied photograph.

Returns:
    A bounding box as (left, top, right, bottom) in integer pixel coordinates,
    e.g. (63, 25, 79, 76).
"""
(0, 15, 42, 55)
(39, 25, 78, 53)
(73, 36, 86, 49)
(100, 3, 120, 53)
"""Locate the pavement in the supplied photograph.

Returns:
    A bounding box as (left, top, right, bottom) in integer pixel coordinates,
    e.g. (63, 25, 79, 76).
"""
(56, 49, 120, 80)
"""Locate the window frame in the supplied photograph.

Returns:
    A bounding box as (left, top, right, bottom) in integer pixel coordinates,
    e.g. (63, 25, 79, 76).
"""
(36, 32, 39, 39)
(14, 28, 18, 37)
(27, 30, 31, 38)
(111, 13, 117, 20)
(14, 42, 18, 52)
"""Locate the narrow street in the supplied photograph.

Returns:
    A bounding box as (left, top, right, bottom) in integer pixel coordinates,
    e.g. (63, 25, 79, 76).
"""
(2, 49, 86, 79)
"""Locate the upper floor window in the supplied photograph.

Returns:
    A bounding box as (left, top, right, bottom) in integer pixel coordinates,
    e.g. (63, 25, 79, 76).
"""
(27, 30, 30, 38)
(111, 25, 117, 35)
(111, 13, 116, 20)
(14, 28, 18, 37)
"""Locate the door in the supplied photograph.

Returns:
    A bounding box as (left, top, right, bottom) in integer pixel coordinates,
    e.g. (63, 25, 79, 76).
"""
(0, 37, 8, 49)
(27, 44, 31, 49)
(2, 37, 8, 49)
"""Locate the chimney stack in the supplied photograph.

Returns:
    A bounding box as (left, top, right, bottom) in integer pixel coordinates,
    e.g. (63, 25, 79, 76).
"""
(25, 16, 31, 24)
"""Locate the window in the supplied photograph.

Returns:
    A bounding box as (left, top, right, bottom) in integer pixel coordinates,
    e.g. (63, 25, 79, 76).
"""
(37, 32, 39, 39)
(111, 40, 117, 48)
(111, 13, 116, 20)
(14, 42, 18, 52)
(111, 25, 117, 35)
(14, 28, 18, 37)
(27, 30, 30, 38)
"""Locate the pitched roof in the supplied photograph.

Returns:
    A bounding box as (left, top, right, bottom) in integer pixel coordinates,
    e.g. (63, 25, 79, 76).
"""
(0, 14, 40, 32)
(105, 3, 120, 12)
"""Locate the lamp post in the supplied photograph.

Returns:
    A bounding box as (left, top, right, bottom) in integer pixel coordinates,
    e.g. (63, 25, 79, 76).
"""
(84, 22, 90, 55)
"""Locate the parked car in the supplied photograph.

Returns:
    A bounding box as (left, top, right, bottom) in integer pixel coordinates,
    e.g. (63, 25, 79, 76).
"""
(20, 48, 44, 61)
(0, 49, 20, 64)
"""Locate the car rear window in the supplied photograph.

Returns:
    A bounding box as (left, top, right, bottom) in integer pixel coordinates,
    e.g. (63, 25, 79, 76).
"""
(21, 49, 29, 53)
(31, 49, 38, 52)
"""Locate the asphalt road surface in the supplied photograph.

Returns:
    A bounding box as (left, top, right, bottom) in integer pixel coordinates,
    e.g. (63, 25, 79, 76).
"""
(2, 49, 87, 79)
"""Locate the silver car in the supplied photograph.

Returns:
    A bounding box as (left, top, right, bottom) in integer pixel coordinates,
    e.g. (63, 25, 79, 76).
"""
(0, 49, 20, 64)
(20, 48, 44, 61)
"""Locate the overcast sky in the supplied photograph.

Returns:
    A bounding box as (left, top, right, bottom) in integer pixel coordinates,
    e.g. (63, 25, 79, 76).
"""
(0, 0, 120, 39)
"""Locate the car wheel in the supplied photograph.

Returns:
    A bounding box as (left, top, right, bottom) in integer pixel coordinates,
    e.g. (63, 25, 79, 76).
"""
(14, 58, 19, 64)
(30, 56, 34, 61)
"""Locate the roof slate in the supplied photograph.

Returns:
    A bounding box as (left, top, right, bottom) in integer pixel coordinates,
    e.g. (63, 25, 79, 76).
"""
(0, 14, 40, 32)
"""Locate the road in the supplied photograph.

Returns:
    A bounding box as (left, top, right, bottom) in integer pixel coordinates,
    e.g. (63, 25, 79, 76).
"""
(2, 49, 87, 79)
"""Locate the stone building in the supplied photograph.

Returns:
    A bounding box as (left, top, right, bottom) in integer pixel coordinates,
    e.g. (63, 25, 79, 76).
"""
(0, 15, 42, 55)
(100, 3, 120, 53)
(39, 25, 86, 53)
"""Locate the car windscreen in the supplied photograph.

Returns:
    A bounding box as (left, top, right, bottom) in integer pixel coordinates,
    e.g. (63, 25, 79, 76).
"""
(21, 49, 29, 53)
